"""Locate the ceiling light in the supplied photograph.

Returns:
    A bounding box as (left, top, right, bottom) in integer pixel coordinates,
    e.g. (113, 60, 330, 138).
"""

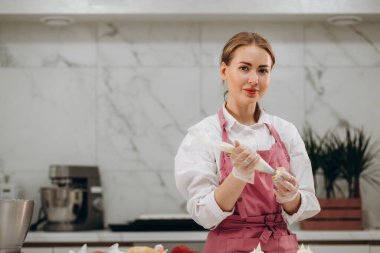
(40, 16, 75, 26)
(327, 15, 362, 26)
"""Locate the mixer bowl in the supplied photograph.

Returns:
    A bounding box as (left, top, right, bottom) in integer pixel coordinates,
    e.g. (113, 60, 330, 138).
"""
(41, 188, 83, 222)
(0, 199, 34, 253)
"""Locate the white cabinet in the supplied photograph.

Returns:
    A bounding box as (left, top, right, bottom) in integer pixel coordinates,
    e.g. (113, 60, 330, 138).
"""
(309, 245, 370, 253)
(23, 248, 53, 253)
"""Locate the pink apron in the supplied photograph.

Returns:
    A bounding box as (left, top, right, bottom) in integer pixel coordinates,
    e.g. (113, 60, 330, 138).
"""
(203, 109, 298, 253)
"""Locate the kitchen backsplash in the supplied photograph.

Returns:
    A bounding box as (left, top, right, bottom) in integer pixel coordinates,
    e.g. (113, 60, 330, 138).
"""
(0, 21, 379, 226)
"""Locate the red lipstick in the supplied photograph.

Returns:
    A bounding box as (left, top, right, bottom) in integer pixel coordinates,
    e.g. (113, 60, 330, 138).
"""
(243, 88, 259, 95)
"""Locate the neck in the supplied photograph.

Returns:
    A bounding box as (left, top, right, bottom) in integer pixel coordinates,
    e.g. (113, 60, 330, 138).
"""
(225, 100, 257, 125)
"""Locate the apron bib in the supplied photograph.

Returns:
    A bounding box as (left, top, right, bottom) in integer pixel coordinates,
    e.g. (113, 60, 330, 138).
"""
(203, 108, 298, 253)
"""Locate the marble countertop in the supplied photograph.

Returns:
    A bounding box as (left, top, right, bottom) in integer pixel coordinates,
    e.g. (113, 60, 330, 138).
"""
(25, 230, 380, 243)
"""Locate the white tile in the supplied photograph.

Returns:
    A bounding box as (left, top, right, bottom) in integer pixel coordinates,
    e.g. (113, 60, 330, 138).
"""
(200, 22, 304, 67)
(305, 67, 380, 139)
(1, 20, 380, 231)
(305, 22, 380, 67)
(97, 22, 201, 67)
(200, 67, 225, 116)
(8, 170, 50, 224)
(0, 23, 97, 67)
(261, 67, 306, 130)
(96, 67, 202, 172)
(0, 68, 97, 172)
(101, 170, 185, 224)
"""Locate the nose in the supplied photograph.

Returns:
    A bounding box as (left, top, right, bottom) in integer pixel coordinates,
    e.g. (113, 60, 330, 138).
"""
(248, 71, 258, 85)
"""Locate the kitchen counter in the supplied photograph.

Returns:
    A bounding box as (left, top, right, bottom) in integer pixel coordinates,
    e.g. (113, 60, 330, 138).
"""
(25, 230, 380, 244)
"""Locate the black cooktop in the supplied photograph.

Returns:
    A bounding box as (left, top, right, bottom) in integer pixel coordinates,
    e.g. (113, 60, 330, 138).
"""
(108, 218, 206, 231)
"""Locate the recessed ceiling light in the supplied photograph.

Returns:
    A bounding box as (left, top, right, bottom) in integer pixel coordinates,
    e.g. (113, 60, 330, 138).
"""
(327, 15, 362, 26)
(40, 16, 75, 26)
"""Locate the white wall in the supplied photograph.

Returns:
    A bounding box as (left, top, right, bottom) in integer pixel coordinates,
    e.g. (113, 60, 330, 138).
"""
(0, 20, 380, 226)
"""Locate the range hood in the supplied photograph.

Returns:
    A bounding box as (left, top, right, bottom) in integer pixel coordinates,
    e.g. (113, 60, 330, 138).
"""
(1, 0, 380, 22)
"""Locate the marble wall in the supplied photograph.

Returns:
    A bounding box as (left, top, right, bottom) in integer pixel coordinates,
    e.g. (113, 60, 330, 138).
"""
(0, 20, 380, 226)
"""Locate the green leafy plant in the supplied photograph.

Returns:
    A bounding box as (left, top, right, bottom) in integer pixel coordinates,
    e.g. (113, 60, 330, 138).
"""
(303, 125, 322, 177)
(303, 126, 342, 198)
(320, 130, 346, 198)
(339, 127, 379, 198)
(303, 125, 379, 199)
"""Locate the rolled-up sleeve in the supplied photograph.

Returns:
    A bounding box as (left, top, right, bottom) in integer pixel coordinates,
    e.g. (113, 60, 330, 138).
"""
(175, 127, 233, 229)
(281, 124, 321, 224)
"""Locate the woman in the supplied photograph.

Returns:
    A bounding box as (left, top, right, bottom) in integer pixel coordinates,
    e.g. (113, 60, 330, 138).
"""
(175, 32, 320, 253)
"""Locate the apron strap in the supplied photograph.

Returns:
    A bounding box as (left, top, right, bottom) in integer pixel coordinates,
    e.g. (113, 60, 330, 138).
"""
(264, 123, 290, 163)
(218, 108, 233, 180)
(218, 108, 231, 144)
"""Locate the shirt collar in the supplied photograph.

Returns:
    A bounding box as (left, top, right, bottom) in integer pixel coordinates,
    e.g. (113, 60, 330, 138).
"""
(222, 103, 269, 131)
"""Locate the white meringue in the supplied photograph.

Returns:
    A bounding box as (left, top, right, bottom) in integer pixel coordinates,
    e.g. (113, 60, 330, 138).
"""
(297, 244, 314, 253)
(154, 244, 168, 253)
(78, 244, 87, 253)
(250, 243, 264, 253)
(67, 244, 87, 253)
(108, 243, 124, 253)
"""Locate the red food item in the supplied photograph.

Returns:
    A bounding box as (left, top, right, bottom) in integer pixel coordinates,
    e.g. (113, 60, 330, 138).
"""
(171, 245, 198, 253)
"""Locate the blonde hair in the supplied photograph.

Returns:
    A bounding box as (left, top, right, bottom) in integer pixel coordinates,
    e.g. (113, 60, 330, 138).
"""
(221, 32, 275, 67)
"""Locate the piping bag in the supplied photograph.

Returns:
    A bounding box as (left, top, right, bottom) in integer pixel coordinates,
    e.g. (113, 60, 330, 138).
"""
(197, 133, 282, 180)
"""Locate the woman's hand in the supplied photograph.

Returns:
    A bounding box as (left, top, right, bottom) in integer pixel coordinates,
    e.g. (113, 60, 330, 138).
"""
(273, 167, 300, 204)
(230, 141, 260, 184)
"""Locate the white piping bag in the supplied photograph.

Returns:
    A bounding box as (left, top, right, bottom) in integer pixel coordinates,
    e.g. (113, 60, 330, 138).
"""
(197, 133, 282, 180)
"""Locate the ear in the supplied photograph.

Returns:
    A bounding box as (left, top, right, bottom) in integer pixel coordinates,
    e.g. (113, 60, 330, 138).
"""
(220, 62, 227, 80)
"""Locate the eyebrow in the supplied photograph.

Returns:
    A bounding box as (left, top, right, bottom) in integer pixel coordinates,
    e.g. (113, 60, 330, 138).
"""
(239, 61, 270, 68)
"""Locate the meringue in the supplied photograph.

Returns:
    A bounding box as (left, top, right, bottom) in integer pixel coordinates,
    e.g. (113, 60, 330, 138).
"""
(108, 243, 124, 253)
(154, 244, 168, 253)
(67, 244, 88, 253)
(78, 244, 88, 253)
(250, 243, 264, 253)
(297, 244, 314, 253)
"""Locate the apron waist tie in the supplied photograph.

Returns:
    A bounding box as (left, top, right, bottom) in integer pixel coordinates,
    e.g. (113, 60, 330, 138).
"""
(218, 214, 286, 240)
(259, 228, 273, 244)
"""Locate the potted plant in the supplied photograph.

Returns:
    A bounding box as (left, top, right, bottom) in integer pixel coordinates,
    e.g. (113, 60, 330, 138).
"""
(300, 125, 379, 230)
(302, 126, 342, 198)
(319, 131, 345, 199)
(302, 125, 321, 178)
(340, 127, 379, 198)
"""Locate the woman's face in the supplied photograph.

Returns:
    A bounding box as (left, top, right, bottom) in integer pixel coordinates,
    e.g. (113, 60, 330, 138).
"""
(221, 44, 272, 107)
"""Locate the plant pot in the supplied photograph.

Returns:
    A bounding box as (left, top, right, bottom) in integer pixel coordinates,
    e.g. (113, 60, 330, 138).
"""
(300, 198, 362, 230)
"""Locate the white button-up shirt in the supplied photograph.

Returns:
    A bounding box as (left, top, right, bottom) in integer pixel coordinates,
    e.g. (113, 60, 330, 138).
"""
(175, 106, 320, 229)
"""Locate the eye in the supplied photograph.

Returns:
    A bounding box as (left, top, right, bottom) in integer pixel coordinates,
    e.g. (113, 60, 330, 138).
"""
(258, 68, 269, 74)
(239, 65, 250, 72)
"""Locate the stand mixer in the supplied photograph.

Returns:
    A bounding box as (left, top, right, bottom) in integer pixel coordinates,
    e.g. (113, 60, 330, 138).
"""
(40, 165, 104, 231)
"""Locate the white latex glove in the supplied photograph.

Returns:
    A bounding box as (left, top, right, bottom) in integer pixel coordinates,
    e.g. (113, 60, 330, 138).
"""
(273, 168, 300, 204)
(230, 141, 260, 184)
